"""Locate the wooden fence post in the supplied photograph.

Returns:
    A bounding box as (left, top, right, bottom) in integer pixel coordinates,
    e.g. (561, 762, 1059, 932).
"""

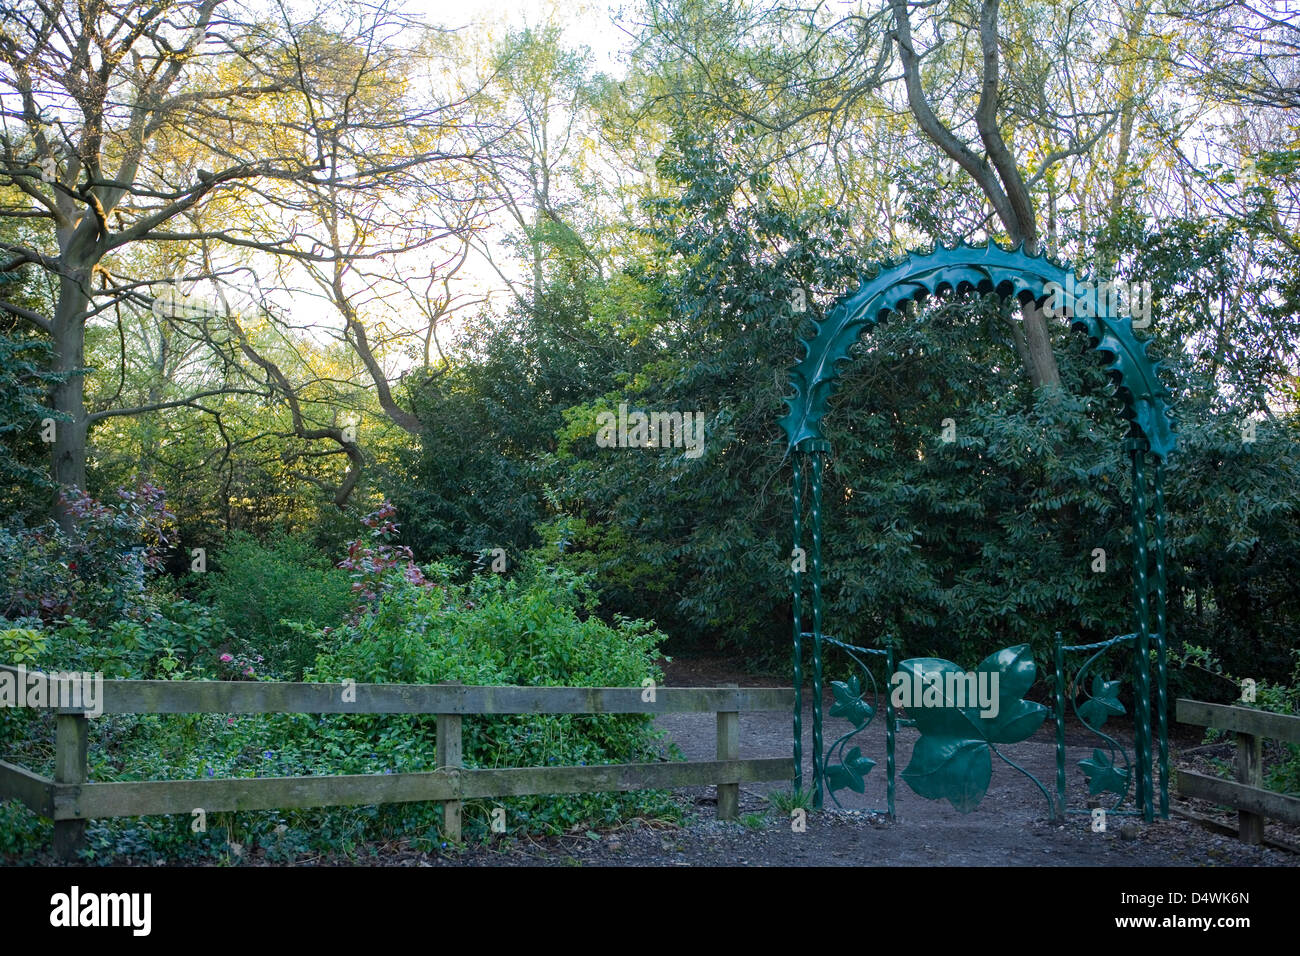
(1236, 730, 1264, 845)
(437, 682, 463, 843)
(717, 683, 739, 821)
(53, 712, 88, 861)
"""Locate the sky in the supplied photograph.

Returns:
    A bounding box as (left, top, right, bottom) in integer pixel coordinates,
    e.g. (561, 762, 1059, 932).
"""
(407, 0, 636, 75)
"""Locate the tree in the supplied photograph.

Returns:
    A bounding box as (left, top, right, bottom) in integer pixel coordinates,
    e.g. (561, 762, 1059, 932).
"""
(0, 0, 486, 518)
(467, 25, 601, 306)
(625, 0, 1173, 390)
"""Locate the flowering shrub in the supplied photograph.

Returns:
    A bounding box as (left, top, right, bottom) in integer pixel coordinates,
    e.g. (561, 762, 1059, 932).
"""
(0, 483, 176, 625)
(215, 650, 264, 681)
(337, 502, 433, 618)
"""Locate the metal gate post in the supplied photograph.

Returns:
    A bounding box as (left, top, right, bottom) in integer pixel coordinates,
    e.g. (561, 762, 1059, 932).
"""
(1151, 462, 1171, 818)
(1129, 436, 1155, 823)
(807, 441, 829, 809)
(791, 453, 805, 796)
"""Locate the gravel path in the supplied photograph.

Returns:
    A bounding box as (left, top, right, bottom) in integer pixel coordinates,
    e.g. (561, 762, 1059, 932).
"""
(332, 658, 1300, 867)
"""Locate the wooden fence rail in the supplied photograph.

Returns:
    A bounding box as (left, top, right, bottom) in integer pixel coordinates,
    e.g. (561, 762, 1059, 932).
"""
(1175, 698, 1300, 845)
(0, 666, 794, 860)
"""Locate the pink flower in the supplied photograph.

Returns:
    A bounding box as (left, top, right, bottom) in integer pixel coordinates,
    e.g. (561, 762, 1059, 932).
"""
(244, 667, 255, 677)
(219, 653, 234, 663)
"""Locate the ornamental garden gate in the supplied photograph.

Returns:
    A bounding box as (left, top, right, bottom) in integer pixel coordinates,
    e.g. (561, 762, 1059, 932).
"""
(779, 244, 1175, 823)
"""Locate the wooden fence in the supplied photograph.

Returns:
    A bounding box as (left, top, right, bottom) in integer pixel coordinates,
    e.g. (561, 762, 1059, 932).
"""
(0, 665, 794, 860)
(1175, 698, 1300, 844)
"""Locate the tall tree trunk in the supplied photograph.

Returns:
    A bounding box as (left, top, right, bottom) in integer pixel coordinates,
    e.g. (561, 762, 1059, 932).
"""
(890, 0, 1062, 391)
(50, 268, 91, 527)
(1018, 300, 1062, 390)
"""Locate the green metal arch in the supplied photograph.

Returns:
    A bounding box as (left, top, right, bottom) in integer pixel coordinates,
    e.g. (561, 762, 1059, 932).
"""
(778, 242, 1176, 460)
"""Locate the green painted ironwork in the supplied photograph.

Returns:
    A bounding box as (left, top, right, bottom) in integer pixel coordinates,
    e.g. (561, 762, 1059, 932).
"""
(895, 645, 1053, 815)
(1053, 632, 1067, 820)
(1129, 438, 1156, 822)
(780, 242, 1174, 823)
(791, 455, 804, 796)
(1151, 463, 1171, 818)
(819, 635, 885, 808)
(808, 446, 827, 809)
(1055, 633, 1138, 815)
(800, 631, 898, 818)
(885, 636, 897, 820)
(779, 242, 1176, 462)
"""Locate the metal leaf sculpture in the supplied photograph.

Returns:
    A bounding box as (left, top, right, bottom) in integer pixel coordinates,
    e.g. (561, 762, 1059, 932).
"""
(897, 644, 1048, 813)
(778, 242, 1176, 460)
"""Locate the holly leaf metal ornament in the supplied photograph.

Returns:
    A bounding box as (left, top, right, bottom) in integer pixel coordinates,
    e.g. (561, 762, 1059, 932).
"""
(829, 674, 874, 730)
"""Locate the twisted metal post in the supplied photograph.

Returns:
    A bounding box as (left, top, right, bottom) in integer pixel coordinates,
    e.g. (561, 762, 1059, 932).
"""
(1151, 461, 1171, 818)
(1129, 437, 1155, 822)
(885, 634, 897, 820)
(791, 453, 805, 796)
(807, 441, 829, 809)
(1053, 630, 1066, 821)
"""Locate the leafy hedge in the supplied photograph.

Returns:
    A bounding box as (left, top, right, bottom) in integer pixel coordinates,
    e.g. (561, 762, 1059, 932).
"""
(0, 557, 679, 863)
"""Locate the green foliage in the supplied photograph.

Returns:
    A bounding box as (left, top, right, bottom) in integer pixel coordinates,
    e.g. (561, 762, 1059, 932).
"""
(0, 801, 50, 858)
(281, 563, 678, 842)
(535, 128, 860, 652)
(765, 787, 815, 814)
(5, 601, 226, 682)
(0, 626, 45, 665)
(197, 531, 352, 679)
(0, 331, 63, 518)
(0, 557, 680, 863)
(396, 270, 646, 564)
(0, 484, 177, 626)
(0, 626, 44, 743)
(1103, 210, 1300, 407)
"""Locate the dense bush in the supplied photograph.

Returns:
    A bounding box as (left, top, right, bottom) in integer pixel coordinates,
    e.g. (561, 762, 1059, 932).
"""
(268, 559, 678, 840)
(0, 484, 175, 626)
(197, 531, 353, 679)
(0, 483, 234, 682)
(0, 552, 679, 863)
(279, 561, 676, 836)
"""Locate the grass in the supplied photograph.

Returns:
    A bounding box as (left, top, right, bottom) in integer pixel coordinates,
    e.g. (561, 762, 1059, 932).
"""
(765, 786, 816, 815)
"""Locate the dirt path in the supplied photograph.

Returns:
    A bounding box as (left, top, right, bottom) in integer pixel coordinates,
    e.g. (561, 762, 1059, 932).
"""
(372, 657, 1298, 867)
(595, 657, 1296, 868)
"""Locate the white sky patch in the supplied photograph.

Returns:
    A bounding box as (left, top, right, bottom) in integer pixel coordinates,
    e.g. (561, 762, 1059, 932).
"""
(408, 0, 633, 76)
